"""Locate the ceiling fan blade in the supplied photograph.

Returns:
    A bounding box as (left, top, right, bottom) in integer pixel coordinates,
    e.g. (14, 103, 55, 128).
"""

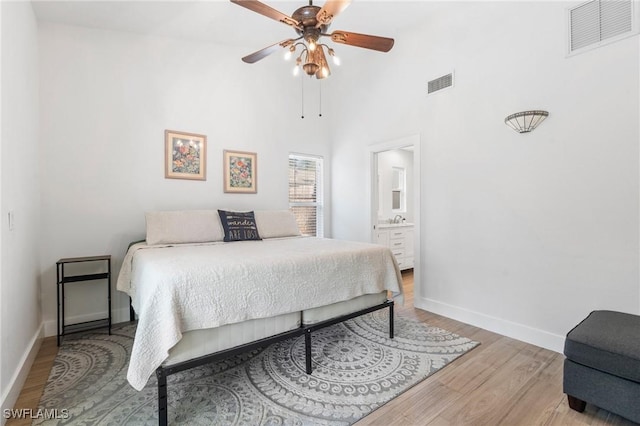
(330, 30, 394, 52)
(230, 0, 300, 29)
(315, 0, 351, 27)
(242, 39, 297, 64)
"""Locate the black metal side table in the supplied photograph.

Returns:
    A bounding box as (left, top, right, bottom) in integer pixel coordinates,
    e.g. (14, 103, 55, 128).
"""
(56, 255, 111, 346)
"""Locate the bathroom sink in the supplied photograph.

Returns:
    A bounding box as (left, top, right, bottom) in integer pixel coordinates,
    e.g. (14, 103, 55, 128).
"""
(377, 222, 414, 228)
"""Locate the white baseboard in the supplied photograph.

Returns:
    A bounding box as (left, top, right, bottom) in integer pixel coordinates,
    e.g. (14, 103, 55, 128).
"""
(43, 307, 133, 338)
(1, 323, 44, 426)
(415, 297, 565, 354)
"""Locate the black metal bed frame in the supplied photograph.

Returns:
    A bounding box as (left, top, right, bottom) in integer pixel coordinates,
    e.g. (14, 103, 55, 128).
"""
(155, 299, 394, 425)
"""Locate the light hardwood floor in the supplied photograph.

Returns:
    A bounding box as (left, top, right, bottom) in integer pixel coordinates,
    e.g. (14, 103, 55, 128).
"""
(6, 336, 58, 426)
(8, 270, 637, 425)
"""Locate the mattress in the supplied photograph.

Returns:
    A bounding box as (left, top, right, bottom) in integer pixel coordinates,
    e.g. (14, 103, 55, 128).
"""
(164, 291, 389, 366)
(164, 311, 301, 366)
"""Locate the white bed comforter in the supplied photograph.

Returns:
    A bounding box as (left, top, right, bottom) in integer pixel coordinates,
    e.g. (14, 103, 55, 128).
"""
(117, 236, 403, 390)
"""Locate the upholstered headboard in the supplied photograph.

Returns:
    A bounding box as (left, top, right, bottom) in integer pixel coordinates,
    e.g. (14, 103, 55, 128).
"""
(144, 209, 301, 245)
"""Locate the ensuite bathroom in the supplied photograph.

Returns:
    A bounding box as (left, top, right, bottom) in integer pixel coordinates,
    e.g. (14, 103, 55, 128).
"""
(375, 147, 415, 271)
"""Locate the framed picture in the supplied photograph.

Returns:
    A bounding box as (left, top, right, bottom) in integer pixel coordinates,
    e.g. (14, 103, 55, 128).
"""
(165, 130, 206, 180)
(223, 150, 257, 193)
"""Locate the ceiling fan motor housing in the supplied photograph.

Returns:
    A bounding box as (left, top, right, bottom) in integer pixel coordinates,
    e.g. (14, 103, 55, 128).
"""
(293, 5, 328, 41)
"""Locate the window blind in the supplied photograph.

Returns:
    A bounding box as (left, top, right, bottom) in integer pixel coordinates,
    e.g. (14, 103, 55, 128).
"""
(288, 154, 324, 237)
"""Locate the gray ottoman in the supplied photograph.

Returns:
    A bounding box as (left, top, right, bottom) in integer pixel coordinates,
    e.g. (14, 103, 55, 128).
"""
(563, 310, 640, 423)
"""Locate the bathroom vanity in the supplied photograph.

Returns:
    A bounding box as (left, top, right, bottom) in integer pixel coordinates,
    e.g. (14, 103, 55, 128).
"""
(375, 223, 414, 271)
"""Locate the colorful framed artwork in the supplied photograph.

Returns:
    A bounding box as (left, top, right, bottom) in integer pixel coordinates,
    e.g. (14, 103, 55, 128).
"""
(165, 130, 207, 180)
(223, 150, 257, 193)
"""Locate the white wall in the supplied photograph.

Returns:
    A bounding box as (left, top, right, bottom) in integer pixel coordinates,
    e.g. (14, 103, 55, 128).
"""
(38, 23, 331, 334)
(331, 1, 640, 352)
(0, 0, 42, 416)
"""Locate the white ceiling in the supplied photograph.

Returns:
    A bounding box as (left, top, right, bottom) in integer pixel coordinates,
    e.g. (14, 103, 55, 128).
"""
(31, 0, 447, 48)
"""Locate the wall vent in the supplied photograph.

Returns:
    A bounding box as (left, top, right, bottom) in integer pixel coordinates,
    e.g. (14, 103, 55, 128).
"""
(569, 0, 636, 54)
(427, 73, 453, 94)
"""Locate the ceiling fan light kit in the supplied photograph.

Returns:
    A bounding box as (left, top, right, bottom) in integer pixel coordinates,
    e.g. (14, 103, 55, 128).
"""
(230, 0, 394, 80)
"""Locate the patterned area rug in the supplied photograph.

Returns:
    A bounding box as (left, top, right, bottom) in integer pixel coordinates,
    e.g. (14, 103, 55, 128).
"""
(36, 310, 478, 425)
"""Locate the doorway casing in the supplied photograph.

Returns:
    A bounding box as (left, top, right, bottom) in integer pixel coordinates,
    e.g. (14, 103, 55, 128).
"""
(367, 134, 421, 304)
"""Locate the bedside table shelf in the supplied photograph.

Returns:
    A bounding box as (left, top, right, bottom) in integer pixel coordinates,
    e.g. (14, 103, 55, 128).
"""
(56, 255, 111, 346)
(61, 272, 110, 283)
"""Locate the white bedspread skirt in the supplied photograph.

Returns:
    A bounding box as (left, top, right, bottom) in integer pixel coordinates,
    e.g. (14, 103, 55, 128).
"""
(117, 237, 403, 390)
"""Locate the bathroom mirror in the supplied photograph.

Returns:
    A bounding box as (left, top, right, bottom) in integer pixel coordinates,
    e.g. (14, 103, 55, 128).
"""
(391, 167, 405, 211)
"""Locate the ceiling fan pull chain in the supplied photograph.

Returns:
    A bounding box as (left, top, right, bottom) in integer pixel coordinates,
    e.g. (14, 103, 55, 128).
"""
(319, 81, 322, 117)
(301, 73, 305, 119)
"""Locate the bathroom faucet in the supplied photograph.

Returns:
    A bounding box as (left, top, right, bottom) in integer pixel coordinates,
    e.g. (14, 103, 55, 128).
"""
(393, 215, 403, 224)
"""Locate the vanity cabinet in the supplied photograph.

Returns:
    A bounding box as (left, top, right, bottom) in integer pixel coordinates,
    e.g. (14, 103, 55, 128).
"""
(375, 225, 414, 271)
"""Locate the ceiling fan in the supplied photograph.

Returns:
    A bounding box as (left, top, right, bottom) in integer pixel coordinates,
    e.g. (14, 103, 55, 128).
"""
(230, 0, 395, 79)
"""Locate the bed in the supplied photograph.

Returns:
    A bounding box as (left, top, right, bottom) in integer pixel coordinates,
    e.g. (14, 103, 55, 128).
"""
(116, 209, 404, 425)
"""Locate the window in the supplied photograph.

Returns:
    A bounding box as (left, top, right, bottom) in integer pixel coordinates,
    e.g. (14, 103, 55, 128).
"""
(391, 166, 406, 212)
(288, 154, 323, 237)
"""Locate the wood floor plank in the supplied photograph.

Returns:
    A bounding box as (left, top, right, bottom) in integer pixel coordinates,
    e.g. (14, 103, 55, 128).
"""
(436, 347, 549, 424)
(356, 381, 463, 425)
(494, 352, 564, 425)
(435, 335, 525, 394)
(6, 337, 58, 426)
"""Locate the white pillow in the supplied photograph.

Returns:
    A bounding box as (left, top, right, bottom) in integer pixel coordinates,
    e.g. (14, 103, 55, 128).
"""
(254, 210, 301, 239)
(145, 210, 224, 245)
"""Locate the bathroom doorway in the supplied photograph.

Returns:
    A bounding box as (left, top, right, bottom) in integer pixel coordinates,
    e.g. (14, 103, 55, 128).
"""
(368, 134, 421, 305)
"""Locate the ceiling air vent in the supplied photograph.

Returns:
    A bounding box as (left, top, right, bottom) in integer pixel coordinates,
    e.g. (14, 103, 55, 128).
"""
(427, 73, 453, 95)
(569, 0, 636, 54)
